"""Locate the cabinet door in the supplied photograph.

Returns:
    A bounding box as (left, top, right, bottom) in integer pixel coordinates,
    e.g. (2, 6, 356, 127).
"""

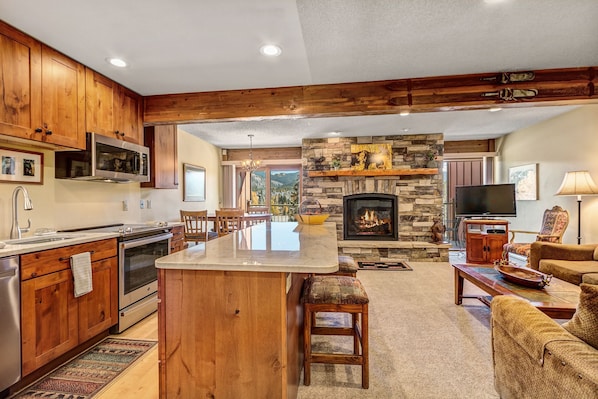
(0, 21, 41, 139)
(114, 85, 143, 144)
(40, 45, 86, 149)
(487, 235, 507, 262)
(142, 125, 179, 188)
(466, 234, 487, 263)
(21, 269, 78, 376)
(85, 68, 116, 137)
(78, 257, 118, 342)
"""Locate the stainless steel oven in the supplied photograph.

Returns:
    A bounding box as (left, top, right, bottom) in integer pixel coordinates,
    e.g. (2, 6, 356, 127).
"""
(117, 231, 172, 332)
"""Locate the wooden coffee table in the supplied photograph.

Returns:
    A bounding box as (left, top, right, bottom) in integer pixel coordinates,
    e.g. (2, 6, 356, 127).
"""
(453, 263, 581, 319)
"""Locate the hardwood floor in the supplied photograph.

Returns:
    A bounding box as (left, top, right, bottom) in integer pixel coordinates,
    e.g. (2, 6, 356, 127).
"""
(96, 313, 159, 399)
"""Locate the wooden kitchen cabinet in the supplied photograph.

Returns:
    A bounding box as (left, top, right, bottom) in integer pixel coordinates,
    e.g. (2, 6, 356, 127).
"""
(20, 238, 118, 376)
(85, 68, 143, 144)
(0, 22, 86, 149)
(142, 125, 179, 188)
(464, 220, 509, 264)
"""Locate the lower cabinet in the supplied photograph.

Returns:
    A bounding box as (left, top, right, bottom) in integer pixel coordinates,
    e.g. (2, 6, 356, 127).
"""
(20, 239, 118, 376)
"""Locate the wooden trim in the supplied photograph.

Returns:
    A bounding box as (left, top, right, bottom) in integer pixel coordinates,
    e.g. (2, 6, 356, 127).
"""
(307, 168, 438, 178)
(144, 67, 598, 125)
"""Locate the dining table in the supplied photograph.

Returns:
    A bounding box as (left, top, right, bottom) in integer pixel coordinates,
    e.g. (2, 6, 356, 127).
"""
(206, 212, 272, 227)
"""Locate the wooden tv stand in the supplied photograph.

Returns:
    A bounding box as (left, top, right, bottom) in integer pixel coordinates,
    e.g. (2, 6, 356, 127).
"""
(464, 219, 509, 264)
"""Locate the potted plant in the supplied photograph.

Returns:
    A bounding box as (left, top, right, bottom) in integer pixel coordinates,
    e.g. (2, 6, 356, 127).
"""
(330, 157, 342, 170)
(426, 150, 438, 168)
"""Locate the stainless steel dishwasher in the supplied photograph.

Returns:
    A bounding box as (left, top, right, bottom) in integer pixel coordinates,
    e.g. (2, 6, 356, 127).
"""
(0, 256, 20, 392)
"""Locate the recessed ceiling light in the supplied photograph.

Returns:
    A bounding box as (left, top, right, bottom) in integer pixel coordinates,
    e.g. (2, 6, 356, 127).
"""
(402, 128, 409, 132)
(106, 57, 127, 68)
(484, 0, 508, 4)
(328, 131, 341, 136)
(399, 110, 410, 116)
(489, 107, 503, 112)
(259, 44, 282, 57)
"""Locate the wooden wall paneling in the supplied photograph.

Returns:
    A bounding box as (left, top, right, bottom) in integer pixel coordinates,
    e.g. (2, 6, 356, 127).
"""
(226, 147, 302, 161)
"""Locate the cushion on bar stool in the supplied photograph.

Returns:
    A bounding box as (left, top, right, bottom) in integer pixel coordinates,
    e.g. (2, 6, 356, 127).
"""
(303, 275, 369, 305)
(337, 255, 358, 276)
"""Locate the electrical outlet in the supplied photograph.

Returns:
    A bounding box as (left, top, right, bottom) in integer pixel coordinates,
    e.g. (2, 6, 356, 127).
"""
(146, 199, 152, 209)
(140, 200, 145, 209)
(122, 200, 128, 211)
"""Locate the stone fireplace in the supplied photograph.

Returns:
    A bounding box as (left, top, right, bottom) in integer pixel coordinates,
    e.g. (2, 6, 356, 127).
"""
(302, 134, 449, 262)
(343, 193, 398, 241)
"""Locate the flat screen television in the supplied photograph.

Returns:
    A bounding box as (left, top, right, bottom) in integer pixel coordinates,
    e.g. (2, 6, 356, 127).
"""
(455, 184, 517, 217)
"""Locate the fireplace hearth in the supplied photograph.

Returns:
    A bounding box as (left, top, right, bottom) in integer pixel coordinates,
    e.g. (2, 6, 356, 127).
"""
(343, 193, 398, 241)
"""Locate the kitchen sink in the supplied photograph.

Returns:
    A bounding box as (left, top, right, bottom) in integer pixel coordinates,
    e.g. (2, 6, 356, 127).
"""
(4, 235, 78, 246)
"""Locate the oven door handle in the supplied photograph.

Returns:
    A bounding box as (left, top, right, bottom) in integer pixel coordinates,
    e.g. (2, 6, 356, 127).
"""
(121, 232, 173, 249)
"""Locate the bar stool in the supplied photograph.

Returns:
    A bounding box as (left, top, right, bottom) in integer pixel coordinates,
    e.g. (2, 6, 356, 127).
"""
(302, 275, 369, 389)
(334, 255, 358, 277)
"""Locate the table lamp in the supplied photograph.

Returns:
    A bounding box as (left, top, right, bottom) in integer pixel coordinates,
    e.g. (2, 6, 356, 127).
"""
(556, 170, 598, 244)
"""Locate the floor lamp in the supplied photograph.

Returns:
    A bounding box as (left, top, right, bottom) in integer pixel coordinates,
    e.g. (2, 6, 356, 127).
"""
(556, 170, 598, 244)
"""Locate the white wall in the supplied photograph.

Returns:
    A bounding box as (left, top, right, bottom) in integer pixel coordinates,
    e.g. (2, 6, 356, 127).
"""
(0, 127, 221, 238)
(496, 105, 598, 244)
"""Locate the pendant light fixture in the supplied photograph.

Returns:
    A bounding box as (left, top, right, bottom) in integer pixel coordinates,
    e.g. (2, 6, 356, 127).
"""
(241, 134, 261, 172)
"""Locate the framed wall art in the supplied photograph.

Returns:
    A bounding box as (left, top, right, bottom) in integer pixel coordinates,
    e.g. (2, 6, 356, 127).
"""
(509, 163, 538, 200)
(183, 163, 206, 202)
(350, 143, 392, 171)
(0, 147, 44, 184)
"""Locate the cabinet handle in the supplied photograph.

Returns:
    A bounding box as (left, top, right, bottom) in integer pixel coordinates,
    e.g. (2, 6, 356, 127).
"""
(115, 130, 125, 137)
(34, 128, 43, 133)
(45, 130, 52, 135)
(59, 250, 95, 262)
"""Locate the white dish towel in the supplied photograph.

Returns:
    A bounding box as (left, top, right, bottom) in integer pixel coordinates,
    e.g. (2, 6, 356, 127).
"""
(71, 252, 93, 297)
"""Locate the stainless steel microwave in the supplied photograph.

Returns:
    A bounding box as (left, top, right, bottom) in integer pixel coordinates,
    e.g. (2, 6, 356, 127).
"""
(55, 133, 150, 183)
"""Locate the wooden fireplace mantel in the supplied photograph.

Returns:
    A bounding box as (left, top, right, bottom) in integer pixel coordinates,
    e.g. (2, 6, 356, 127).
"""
(307, 168, 438, 178)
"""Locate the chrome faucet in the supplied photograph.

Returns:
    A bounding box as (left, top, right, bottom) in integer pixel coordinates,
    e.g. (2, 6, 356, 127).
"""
(10, 186, 33, 239)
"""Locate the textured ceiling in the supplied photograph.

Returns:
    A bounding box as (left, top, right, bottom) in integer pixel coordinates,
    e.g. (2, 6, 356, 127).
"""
(1, 0, 596, 147)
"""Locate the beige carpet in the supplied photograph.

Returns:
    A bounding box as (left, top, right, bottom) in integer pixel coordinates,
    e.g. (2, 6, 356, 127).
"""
(297, 256, 499, 399)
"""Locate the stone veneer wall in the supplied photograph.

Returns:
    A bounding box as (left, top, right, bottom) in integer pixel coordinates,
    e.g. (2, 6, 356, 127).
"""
(302, 134, 449, 262)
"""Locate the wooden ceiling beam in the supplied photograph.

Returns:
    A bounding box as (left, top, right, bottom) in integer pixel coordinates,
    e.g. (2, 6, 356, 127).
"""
(143, 67, 598, 125)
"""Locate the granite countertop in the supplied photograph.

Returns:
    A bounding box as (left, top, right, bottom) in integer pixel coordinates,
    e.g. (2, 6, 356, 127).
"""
(156, 221, 339, 273)
(0, 232, 120, 257)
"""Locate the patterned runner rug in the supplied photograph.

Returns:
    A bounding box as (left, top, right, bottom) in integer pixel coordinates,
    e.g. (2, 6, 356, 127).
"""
(13, 338, 157, 399)
(358, 261, 413, 271)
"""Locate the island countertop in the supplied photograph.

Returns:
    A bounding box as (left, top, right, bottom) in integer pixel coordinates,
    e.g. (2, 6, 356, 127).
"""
(155, 221, 339, 273)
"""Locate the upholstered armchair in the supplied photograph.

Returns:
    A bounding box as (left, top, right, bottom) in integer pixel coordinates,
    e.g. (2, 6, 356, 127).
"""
(502, 205, 569, 262)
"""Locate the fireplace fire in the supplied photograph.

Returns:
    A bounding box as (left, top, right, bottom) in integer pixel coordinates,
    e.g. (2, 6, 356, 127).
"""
(343, 193, 398, 241)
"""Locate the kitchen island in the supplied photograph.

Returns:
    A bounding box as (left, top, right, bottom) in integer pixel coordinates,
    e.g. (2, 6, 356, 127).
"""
(155, 221, 339, 399)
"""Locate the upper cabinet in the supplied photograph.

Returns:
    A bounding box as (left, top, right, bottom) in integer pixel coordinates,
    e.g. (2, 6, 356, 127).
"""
(0, 22, 86, 149)
(40, 45, 86, 148)
(0, 22, 41, 139)
(142, 125, 178, 189)
(86, 68, 143, 144)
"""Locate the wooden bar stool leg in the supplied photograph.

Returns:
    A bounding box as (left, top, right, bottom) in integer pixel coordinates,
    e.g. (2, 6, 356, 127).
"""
(362, 304, 369, 389)
(303, 303, 312, 386)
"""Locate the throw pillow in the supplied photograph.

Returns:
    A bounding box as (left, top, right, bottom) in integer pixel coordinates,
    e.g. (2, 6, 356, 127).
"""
(563, 283, 598, 349)
(593, 246, 598, 261)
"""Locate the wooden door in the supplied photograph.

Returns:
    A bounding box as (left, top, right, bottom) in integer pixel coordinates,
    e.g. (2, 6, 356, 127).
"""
(21, 269, 79, 376)
(85, 68, 116, 137)
(487, 235, 507, 262)
(40, 45, 86, 149)
(0, 21, 42, 139)
(466, 234, 487, 263)
(114, 84, 143, 144)
(78, 257, 118, 342)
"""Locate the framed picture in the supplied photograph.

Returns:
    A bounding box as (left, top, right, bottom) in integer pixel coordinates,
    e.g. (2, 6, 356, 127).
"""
(0, 148, 44, 184)
(509, 163, 537, 200)
(183, 163, 206, 202)
(350, 144, 392, 171)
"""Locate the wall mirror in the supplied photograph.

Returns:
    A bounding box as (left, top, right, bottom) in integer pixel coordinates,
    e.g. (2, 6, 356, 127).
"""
(183, 163, 206, 201)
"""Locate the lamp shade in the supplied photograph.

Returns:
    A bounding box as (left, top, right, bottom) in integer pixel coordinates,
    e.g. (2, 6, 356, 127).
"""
(556, 171, 598, 196)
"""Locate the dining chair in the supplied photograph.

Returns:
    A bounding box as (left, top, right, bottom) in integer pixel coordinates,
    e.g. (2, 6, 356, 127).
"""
(180, 210, 217, 243)
(215, 208, 244, 237)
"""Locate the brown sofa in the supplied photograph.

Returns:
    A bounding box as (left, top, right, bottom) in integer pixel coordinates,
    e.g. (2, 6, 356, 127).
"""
(529, 242, 598, 285)
(491, 295, 598, 399)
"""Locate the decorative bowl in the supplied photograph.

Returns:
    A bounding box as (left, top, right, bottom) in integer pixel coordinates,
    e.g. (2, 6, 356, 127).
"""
(295, 213, 330, 225)
(494, 263, 552, 289)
